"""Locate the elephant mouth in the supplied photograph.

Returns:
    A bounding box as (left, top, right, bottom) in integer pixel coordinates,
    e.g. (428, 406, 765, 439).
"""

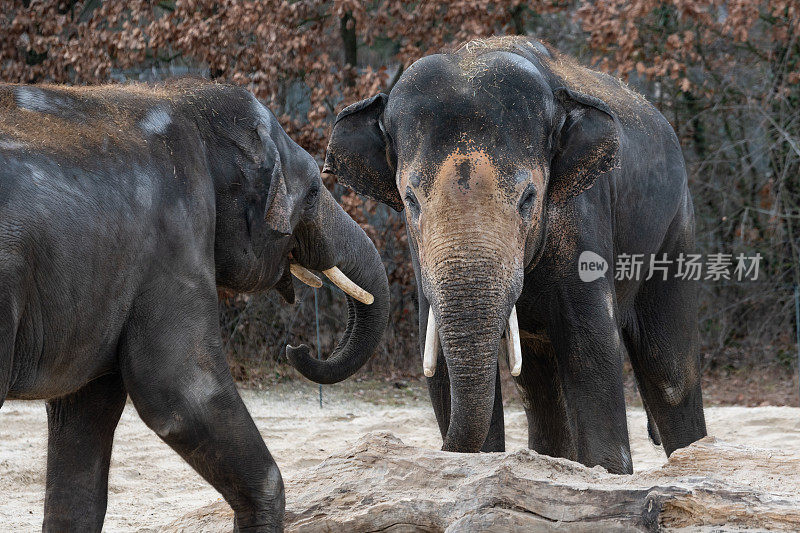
(423, 305, 522, 378)
(281, 249, 375, 306)
(273, 256, 296, 303)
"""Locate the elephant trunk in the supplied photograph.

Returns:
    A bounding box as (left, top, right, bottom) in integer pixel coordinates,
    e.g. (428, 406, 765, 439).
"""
(286, 187, 389, 384)
(427, 255, 516, 453)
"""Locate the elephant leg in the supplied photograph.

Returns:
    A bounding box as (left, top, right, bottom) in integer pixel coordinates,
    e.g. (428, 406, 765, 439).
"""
(512, 337, 574, 460)
(120, 290, 284, 532)
(0, 282, 20, 409)
(623, 268, 706, 457)
(644, 400, 662, 446)
(548, 279, 632, 474)
(0, 325, 12, 409)
(628, 364, 662, 446)
(481, 362, 505, 452)
(43, 372, 127, 532)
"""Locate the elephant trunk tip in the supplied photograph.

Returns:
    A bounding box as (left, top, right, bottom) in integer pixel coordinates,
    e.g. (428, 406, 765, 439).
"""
(441, 437, 488, 454)
(285, 344, 338, 385)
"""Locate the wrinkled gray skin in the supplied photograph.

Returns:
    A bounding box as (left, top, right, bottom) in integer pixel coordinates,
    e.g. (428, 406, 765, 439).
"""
(324, 37, 706, 474)
(0, 80, 389, 532)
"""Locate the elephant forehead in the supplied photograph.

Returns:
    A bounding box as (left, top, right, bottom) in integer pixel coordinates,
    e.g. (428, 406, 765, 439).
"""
(414, 148, 527, 263)
(432, 148, 499, 193)
(409, 147, 544, 203)
(408, 147, 503, 198)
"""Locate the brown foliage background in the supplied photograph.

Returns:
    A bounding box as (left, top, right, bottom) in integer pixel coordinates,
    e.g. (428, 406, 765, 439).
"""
(2, 1, 799, 378)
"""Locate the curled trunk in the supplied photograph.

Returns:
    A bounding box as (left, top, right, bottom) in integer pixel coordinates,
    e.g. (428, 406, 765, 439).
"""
(286, 187, 390, 384)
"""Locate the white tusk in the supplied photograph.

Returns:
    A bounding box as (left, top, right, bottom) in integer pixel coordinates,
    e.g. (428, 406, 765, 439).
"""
(506, 306, 522, 376)
(423, 306, 438, 377)
(322, 266, 374, 305)
(289, 263, 322, 288)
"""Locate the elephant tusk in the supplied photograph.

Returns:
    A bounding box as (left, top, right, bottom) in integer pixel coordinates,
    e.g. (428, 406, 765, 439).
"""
(506, 306, 522, 376)
(423, 306, 438, 377)
(289, 263, 323, 288)
(323, 266, 374, 305)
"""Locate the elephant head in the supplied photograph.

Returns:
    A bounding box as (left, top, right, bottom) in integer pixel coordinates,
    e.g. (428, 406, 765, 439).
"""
(323, 45, 618, 451)
(207, 89, 390, 384)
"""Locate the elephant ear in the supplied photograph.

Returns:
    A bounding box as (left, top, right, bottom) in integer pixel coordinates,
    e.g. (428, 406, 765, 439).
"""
(256, 123, 294, 236)
(549, 87, 619, 204)
(323, 94, 403, 211)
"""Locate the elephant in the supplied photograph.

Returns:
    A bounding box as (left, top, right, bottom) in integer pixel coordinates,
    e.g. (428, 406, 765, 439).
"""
(323, 36, 707, 474)
(0, 79, 389, 531)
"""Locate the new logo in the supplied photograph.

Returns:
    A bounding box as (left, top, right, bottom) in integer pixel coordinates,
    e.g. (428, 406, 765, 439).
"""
(578, 251, 608, 282)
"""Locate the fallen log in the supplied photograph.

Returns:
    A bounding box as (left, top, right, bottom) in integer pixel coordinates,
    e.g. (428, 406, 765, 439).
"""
(163, 432, 800, 532)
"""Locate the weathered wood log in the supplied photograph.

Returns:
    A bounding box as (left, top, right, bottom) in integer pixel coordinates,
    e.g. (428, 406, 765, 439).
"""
(163, 432, 800, 532)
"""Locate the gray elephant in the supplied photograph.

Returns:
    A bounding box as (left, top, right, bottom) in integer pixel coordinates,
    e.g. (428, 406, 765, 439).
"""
(0, 79, 389, 531)
(323, 36, 706, 474)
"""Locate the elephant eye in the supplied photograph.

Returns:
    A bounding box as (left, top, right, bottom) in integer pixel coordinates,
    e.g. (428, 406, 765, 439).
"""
(405, 187, 420, 216)
(518, 184, 536, 218)
(305, 185, 320, 207)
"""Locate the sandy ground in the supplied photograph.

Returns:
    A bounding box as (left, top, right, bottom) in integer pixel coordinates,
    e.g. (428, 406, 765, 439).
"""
(2, 381, 800, 531)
